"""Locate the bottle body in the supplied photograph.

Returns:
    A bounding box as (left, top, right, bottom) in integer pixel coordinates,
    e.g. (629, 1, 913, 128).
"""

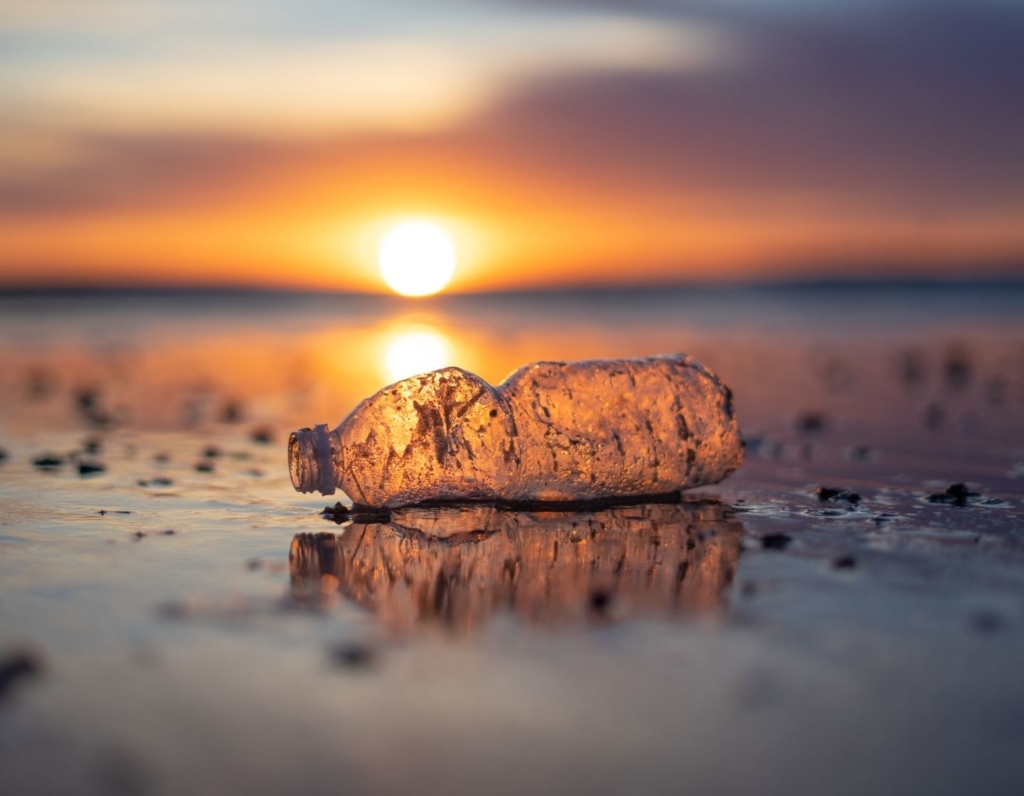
(289, 354, 743, 508)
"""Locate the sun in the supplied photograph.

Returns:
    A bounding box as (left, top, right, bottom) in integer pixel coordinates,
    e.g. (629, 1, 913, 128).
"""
(378, 220, 456, 297)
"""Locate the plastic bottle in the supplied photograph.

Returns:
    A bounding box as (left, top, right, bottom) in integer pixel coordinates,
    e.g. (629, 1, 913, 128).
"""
(289, 354, 743, 508)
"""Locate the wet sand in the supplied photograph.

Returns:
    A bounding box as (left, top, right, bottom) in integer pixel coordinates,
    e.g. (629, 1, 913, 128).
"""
(1, 286, 1023, 795)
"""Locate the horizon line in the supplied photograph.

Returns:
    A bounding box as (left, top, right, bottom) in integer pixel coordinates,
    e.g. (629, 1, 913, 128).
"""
(3, 272, 1024, 299)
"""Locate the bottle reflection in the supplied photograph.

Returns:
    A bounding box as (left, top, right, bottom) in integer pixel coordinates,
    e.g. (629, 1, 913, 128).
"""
(289, 501, 743, 633)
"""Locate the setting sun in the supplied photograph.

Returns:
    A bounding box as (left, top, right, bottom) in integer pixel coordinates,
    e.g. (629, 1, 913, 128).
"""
(378, 220, 457, 297)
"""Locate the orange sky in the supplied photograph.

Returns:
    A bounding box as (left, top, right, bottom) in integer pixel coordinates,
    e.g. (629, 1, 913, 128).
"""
(2, 1, 1023, 292)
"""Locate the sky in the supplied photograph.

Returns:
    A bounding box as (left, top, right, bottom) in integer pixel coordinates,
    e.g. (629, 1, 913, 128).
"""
(1, 0, 1023, 292)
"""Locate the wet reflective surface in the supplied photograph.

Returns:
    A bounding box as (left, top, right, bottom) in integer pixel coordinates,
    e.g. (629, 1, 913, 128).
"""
(290, 502, 743, 631)
(2, 286, 1024, 796)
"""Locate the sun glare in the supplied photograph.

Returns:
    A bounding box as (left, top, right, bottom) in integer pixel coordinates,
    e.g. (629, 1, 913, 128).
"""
(384, 326, 452, 382)
(378, 220, 456, 297)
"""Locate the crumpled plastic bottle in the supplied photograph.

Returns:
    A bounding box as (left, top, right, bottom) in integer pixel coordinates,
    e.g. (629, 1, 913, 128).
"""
(289, 354, 743, 508)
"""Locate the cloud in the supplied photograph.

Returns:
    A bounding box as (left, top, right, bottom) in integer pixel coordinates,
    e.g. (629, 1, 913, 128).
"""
(1, 1, 1022, 230)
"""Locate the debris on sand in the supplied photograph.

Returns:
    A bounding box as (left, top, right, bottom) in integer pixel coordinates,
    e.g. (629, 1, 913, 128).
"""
(927, 483, 979, 507)
(78, 460, 106, 477)
(831, 555, 857, 569)
(32, 454, 64, 471)
(195, 461, 214, 473)
(760, 533, 792, 551)
(0, 648, 44, 700)
(250, 426, 274, 445)
(328, 641, 377, 671)
(794, 412, 827, 434)
(815, 487, 861, 504)
(220, 401, 244, 423)
(0, 446, 7, 464)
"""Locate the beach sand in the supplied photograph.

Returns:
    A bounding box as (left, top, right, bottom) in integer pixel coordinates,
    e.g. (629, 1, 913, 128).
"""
(1, 285, 1023, 796)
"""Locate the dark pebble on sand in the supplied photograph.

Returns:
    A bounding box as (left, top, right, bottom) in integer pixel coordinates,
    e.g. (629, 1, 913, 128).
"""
(202, 446, 220, 458)
(831, 555, 857, 569)
(97, 510, 132, 515)
(0, 648, 44, 700)
(761, 533, 792, 551)
(944, 347, 973, 390)
(0, 446, 7, 464)
(32, 454, 64, 470)
(816, 487, 861, 504)
(74, 387, 115, 428)
(220, 401, 244, 423)
(969, 610, 1006, 634)
(195, 461, 214, 473)
(795, 412, 827, 434)
(588, 589, 613, 618)
(78, 460, 106, 477)
(329, 642, 377, 670)
(250, 426, 274, 444)
(153, 452, 170, 463)
(139, 477, 174, 488)
(82, 436, 102, 455)
(927, 483, 979, 507)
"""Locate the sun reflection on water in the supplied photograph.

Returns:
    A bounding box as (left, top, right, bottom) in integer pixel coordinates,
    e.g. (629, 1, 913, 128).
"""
(384, 325, 452, 383)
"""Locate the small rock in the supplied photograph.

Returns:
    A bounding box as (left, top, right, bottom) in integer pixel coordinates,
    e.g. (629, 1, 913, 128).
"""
(78, 460, 106, 477)
(202, 446, 220, 459)
(329, 642, 377, 670)
(82, 436, 102, 455)
(760, 533, 792, 551)
(220, 401, 244, 423)
(816, 487, 861, 504)
(0, 649, 44, 699)
(927, 483, 979, 507)
(795, 412, 827, 434)
(195, 461, 214, 473)
(32, 454, 64, 470)
(0, 446, 7, 464)
(153, 452, 170, 464)
(831, 555, 857, 569)
(969, 610, 1006, 633)
(944, 347, 972, 390)
(250, 426, 274, 444)
(588, 589, 613, 618)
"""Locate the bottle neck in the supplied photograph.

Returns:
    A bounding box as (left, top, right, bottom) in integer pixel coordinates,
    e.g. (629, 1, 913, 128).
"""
(288, 423, 339, 495)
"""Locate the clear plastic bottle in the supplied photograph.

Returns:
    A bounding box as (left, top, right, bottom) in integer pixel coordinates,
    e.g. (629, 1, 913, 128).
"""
(289, 354, 743, 508)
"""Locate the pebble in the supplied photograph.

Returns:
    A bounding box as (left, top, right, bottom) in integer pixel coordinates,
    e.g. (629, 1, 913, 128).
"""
(927, 483, 979, 507)
(761, 533, 792, 551)
(0, 649, 44, 699)
(816, 487, 861, 504)
(78, 460, 106, 477)
(328, 642, 377, 670)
